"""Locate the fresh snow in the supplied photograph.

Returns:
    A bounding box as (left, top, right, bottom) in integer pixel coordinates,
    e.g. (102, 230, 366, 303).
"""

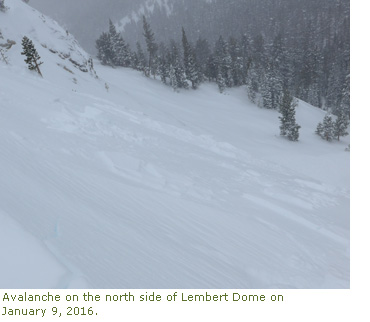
(0, 1, 349, 289)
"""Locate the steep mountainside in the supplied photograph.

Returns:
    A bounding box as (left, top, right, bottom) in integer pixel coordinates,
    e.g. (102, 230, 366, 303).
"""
(1, 1, 349, 289)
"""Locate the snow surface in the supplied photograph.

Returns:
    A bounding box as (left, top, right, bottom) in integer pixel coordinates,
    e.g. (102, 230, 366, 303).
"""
(0, 1, 349, 289)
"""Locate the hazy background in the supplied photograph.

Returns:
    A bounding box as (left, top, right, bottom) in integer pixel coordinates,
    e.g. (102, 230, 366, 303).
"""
(31, 0, 145, 53)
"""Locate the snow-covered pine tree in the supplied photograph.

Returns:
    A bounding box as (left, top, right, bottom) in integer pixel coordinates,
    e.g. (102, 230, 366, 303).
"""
(315, 122, 324, 137)
(246, 79, 256, 104)
(228, 36, 244, 87)
(217, 72, 226, 93)
(96, 32, 114, 66)
(205, 55, 217, 82)
(279, 89, 300, 141)
(174, 56, 188, 89)
(117, 36, 131, 67)
(214, 36, 233, 88)
(246, 63, 259, 104)
(339, 73, 350, 117)
(169, 42, 188, 89)
(142, 16, 158, 78)
(320, 114, 335, 141)
(240, 34, 253, 85)
(194, 37, 211, 77)
(260, 74, 272, 109)
(135, 42, 146, 73)
(108, 20, 131, 67)
(182, 27, 200, 89)
(158, 56, 169, 85)
(169, 64, 178, 92)
(108, 19, 119, 64)
(21, 36, 43, 77)
(333, 107, 349, 141)
(261, 63, 283, 109)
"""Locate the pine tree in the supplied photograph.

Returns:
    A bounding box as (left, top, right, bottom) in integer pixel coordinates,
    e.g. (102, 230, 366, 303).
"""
(108, 20, 130, 67)
(217, 72, 226, 93)
(135, 42, 146, 73)
(261, 63, 283, 109)
(169, 64, 178, 92)
(240, 34, 252, 85)
(170, 42, 187, 89)
(333, 107, 349, 141)
(319, 114, 335, 141)
(182, 27, 200, 89)
(214, 36, 233, 88)
(315, 122, 324, 137)
(205, 55, 217, 82)
(158, 55, 169, 84)
(279, 89, 300, 141)
(246, 63, 259, 104)
(195, 37, 211, 77)
(96, 32, 114, 66)
(339, 73, 350, 117)
(228, 37, 243, 87)
(142, 16, 158, 78)
(21, 36, 43, 77)
(174, 56, 188, 89)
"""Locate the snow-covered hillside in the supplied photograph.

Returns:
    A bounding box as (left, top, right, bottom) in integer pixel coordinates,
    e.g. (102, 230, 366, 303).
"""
(0, 1, 349, 289)
(0, 0, 97, 85)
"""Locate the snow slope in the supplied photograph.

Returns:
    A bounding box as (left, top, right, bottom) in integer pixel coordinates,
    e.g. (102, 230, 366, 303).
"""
(0, 1, 349, 289)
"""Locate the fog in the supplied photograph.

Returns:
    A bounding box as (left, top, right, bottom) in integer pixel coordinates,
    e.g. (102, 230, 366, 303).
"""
(31, 0, 144, 53)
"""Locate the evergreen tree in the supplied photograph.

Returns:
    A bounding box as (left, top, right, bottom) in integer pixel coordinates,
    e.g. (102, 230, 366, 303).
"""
(315, 122, 324, 137)
(96, 32, 114, 66)
(21, 36, 43, 77)
(279, 89, 300, 141)
(339, 73, 350, 117)
(174, 56, 188, 89)
(108, 20, 131, 67)
(217, 72, 226, 93)
(205, 55, 218, 82)
(246, 63, 259, 104)
(246, 79, 256, 104)
(170, 42, 188, 89)
(333, 107, 349, 141)
(319, 114, 335, 141)
(142, 16, 158, 77)
(261, 63, 283, 109)
(228, 37, 243, 87)
(182, 27, 200, 89)
(214, 36, 233, 88)
(195, 37, 211, 77)
(169, 64, 178, 91)
(158, 55, 169, 84)
(240, 34, 252, 85)
(135, 42, 147, 73)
